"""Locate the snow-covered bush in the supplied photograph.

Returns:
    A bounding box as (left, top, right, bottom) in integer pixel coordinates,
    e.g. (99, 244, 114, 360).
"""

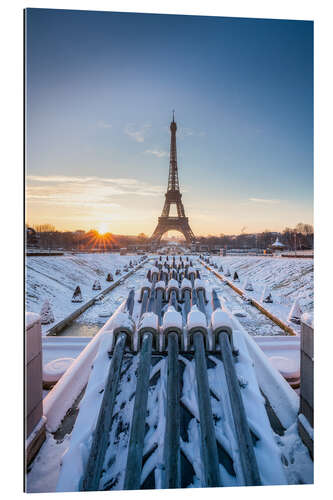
(261, 286, 273, 303)
(72, 286, 83, 303)
(40, 299, 55, 324)
(288, 298, 302, 324)
(92, 279, 101, 290)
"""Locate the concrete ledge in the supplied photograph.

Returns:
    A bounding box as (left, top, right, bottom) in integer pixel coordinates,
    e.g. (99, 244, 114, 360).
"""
(26, 416, 46, 467)
(298, 413, 313, 459)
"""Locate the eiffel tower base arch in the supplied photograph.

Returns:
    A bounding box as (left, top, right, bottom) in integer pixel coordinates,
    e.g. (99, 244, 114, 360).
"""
(150, 216, 195, 244)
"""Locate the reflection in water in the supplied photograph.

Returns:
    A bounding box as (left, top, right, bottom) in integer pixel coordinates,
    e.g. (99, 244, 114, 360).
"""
(59, 321, 101, 337)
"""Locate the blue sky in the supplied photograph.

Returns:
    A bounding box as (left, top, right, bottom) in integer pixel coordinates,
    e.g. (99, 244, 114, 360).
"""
(26, 9, 313, 236)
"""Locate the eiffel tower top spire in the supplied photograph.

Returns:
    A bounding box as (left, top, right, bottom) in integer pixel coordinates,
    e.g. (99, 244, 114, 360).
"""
(168, 110, 180, 192)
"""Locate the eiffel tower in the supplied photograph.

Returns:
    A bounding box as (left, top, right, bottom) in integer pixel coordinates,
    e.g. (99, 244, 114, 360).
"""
(151, 112, 195, 243)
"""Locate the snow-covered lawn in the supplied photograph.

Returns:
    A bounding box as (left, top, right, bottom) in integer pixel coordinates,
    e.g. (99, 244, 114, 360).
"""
(26, 253, 138, 333)
(208, 256, 313, 330)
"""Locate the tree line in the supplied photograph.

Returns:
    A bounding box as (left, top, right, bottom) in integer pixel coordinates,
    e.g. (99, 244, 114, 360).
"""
(26, 223, 313, 251)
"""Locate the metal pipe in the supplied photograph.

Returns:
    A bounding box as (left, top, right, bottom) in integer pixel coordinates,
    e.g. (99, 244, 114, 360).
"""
(217, 333, 261, 485)
(193, 331, 221, 487)
(197, 289, 206, 315)
(212, 289, 261, 485)
(163, 331, 180, 488)
(183, 289, 191, 323)
(169, 289, 178, 308)
(124, 331, 153, 490)
(125, 288, 135, 316)
(81, 332, 127, 491)
(140, 289, 149, 317)
(155, 288, 164, 325)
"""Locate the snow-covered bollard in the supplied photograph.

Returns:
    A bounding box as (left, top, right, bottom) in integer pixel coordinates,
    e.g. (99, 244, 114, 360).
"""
(261, 286, 273, 304)
(195, 278, 208, 303)
(137, 312, 159, 351)
(218, 265, 223, 273)
(138, 279, 152, 302)
(169, 268, 178, 280)
(72, 286, 83, 303)
(211, 307, 234, 352)
(115, 268, 121, 276)
(39, 299, 54, 324)
(180, 278, 192, 301)
(151, 266, 160, 282)
(106, 273, 113, 282)
(162, 305, 183, 351)
(288, 298, 303, 324)
(155, 280, 166, 301)
(225, 267, 231, 277)
(166, 278, 180, 302)
(233, 271, 240, 282)
(188, 267, 196, 285)
(92, 279, 102, 290)
(110, 309, 135, 352)
(146, 269, 152, 282)
(187, 305, 208, 350)
(244, 279, 254, 292)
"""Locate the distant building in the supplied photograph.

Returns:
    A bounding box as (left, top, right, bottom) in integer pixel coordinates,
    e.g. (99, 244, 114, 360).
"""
(271, 237, 285, 252)
(26, 227, 39, 248)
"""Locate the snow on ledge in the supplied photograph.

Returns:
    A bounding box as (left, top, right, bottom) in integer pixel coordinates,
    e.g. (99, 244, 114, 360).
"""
(298, 413, 314, 441)
(301, 312, 314, 329)
(26, 312, 40, 329)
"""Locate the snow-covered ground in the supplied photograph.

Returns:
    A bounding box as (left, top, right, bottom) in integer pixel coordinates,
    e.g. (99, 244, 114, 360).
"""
(26, 254, 313, 492)
(207, 256, 313, 332)
(26, 253, 140, 334)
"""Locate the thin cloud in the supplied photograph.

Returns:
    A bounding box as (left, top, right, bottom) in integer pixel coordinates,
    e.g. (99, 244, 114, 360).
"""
(249, 198, 281, 204)
(26, 175, 164, 210)
(97, 120, 112, 129)
(145, 149, 168, 158)
(178, 127, 206, 138)
(124, 123, 151, 143)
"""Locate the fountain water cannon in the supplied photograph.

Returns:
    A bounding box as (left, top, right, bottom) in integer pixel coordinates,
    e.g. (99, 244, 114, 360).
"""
(170, 268, 178, 280)
(137, 312, 159, 351)
(194, 278, 208, 303)
(155, 280, 166, 302)
(210, 308, 234, 353)
(162, 305, 183, 350)
(138, 279, 152, 303)
(166, 278, 180, 302)
(188, 267, 196, 286)
(151, 266, 160, 282)
(110, 311, 136, 352)
(180, 278, 192, 301)
(187, 305, 208, 350)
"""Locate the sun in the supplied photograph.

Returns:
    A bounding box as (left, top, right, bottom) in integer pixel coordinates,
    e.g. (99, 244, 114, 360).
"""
(97, 222, 109, 235)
